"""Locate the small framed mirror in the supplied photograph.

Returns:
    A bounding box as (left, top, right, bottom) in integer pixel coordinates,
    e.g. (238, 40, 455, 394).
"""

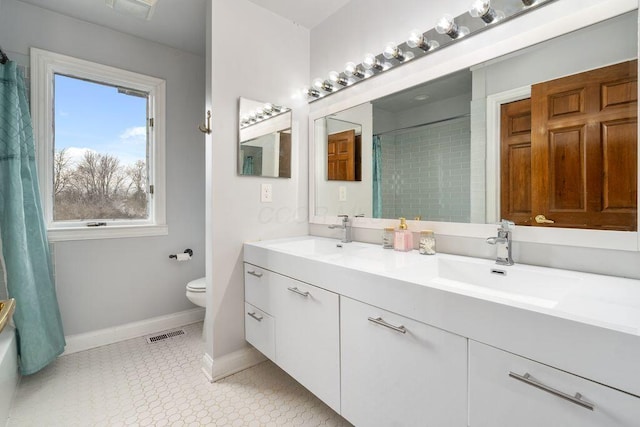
(238, 97, 292, 178)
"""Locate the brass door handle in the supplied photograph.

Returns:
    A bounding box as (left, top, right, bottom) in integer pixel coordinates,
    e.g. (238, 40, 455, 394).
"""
(535, 214, 555, 224)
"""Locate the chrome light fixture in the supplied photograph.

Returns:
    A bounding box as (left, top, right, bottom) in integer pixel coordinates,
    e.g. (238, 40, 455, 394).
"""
(301, 0, 556, 102)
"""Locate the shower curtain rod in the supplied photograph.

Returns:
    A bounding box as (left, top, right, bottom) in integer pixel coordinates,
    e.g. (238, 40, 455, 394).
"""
(0, 46, 9, 64)
(373, 113, 470, 137)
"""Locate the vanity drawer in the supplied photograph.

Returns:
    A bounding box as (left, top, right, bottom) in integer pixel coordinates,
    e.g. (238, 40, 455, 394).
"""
(244, 302, 275, 361)
(244, 263, 273, 314)
(469, 340, 640, 427)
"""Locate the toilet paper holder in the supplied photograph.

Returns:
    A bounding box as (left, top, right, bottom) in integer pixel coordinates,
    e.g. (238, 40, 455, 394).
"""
(169, 248, 193, 260)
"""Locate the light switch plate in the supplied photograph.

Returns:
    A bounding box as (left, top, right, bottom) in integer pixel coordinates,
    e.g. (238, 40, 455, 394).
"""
(261, 183, 273, 203)
(339, 186, 347, 202)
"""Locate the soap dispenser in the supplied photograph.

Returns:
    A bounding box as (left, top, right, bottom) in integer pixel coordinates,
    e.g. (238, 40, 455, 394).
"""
(394, 217, 413, 252)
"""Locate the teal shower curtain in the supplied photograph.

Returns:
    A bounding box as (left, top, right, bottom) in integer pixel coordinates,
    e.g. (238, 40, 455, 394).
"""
(0, 61, 65, 374)
(372, 135, 382, 218)
(242, 155, 254, 175)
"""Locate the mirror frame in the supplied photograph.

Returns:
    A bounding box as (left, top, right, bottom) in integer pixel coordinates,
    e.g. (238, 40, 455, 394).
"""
(309, 0, 640, 251)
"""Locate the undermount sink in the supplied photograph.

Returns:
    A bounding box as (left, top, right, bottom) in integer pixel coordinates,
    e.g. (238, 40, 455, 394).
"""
(267, 237, 370, 258)
(433, 258, 580, 308)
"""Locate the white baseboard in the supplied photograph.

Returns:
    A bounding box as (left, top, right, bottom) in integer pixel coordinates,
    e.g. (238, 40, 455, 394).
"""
(201, 346, 266, 382)
(63, 307, 206, 355)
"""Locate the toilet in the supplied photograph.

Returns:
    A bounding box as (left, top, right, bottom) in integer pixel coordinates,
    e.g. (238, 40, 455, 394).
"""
(185, 277, 206, 307)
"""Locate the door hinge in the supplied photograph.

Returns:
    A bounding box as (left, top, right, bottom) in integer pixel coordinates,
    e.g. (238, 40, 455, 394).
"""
(149, 118, 154, 127)
(149, 184, 155, 195)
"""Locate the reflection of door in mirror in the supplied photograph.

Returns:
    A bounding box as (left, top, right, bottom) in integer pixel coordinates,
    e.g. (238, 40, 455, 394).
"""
(327, 130, 361, 181)
(501, 60, 638, 231)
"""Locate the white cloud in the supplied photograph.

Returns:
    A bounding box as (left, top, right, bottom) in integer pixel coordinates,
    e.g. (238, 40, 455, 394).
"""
(62, 147, 96, 166)
(119, 126, 147, 144)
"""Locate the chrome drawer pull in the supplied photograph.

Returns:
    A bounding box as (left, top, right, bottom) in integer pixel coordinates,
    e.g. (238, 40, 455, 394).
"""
(367, 316, 407, 334)
(287, 287, 310, 297)
(247, 312, 263, 322)
(247, 270, 263, 278)
(509, 372, 594, 411)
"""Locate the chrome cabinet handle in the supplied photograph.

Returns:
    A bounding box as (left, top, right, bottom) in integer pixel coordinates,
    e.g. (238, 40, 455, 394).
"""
(367, 316, 407, 334)
(287, 287, 310, 297)
(509, 372, 594, 411)
(247, 312, 263, 322)
(247, 270, 263, 278)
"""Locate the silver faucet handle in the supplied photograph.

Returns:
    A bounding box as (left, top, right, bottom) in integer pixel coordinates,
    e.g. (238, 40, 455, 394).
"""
(338, 214, 350, 224)
(498, 219, 515, 231)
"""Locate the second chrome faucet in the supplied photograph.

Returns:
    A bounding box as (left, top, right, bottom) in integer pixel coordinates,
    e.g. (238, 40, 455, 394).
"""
(486, 219, 515, 265)
(328, 214, 352, 243)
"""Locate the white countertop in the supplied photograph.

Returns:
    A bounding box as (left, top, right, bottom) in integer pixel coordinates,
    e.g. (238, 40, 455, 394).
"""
(244, 235, 640, 397)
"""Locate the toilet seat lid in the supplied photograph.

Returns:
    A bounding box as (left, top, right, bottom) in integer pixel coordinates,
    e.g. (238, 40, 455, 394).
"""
(187, 277, 206, 292)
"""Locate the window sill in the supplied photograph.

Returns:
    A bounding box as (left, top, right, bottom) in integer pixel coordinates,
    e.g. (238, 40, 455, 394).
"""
(47, 224, 168, 242)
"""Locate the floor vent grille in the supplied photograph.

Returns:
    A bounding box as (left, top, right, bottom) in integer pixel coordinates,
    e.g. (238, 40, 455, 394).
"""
(146, 329, 186, 344)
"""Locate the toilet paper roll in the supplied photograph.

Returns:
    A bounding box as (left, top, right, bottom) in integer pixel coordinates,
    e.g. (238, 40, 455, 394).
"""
(176, 253, 191, 262)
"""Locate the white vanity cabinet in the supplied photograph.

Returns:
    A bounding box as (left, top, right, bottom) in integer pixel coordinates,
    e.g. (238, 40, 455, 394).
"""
(243, 262, 341, 413)
(340, 296, 468, 427)
(469, 341, 640, 427)
(271, 273, 341, 412)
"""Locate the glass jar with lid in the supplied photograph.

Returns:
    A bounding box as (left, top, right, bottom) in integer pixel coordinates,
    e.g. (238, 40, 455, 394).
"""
(419, 230, 436, 255)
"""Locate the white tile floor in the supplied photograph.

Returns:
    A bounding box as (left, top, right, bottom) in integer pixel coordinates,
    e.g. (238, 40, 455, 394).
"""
(8, 322, 351, 426)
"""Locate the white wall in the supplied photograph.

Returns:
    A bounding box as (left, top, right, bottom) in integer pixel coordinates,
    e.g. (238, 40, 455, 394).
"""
(0, 0, 206, 335)
(309, 0, 640, 280)
(207, 0, 310, 360)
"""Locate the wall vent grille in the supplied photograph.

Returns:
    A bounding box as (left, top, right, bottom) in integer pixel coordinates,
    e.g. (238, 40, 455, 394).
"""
(146, 329, 186, 344)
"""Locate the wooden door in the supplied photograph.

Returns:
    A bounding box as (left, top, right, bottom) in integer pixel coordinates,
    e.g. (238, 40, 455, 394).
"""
(327, 129, 356, 180)
(531, 60, 637, 231)
(278, 131, 291, 178)
(501, 98, 532, 225)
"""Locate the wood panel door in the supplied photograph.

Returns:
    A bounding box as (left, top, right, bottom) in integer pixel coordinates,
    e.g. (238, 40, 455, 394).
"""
(501, 98, 532, 225)
(531, 60, 637, 231)
(278, 131, 291, 178)
(328, 130, 356, 181)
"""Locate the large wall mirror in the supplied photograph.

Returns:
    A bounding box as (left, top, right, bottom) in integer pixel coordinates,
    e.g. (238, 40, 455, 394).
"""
(312, 10, 638, 238)
(239, 97, 292, 178)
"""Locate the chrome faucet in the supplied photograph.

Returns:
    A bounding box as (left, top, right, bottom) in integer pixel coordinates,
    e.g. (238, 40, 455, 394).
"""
(328, 215, 352, 243)
(486, 219, 515, 265)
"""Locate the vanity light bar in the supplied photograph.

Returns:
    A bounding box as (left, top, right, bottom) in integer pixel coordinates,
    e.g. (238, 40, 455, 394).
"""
(301, 0, 555, 102)
(240, 104, 290, 129)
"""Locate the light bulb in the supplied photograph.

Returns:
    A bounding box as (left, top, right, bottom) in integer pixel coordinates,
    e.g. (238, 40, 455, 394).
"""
(407, 29, 439, 52)
(302, 86, 320, 98)
(363, 53, 383, 70)
(313, 78, 324, 89)
(436, 14, 458, 37)
(469, 0, 502, 23)
(344, 62, 365, 78)
(262, 103, 274, 114)
(383, 43, 405, 61)
(329, 70, 348, 86)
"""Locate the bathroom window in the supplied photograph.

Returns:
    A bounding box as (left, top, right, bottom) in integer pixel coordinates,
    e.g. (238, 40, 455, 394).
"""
(31, 48, 167, 241)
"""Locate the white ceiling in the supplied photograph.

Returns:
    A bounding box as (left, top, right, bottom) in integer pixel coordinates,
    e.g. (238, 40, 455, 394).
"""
(246, 0, 351, 29)
(15, 0, 351, 56)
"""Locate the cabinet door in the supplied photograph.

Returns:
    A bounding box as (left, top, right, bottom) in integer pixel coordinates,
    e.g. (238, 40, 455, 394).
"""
(244, 302, 275, 360)
(244, 263, 273, 314)
(273, 275, 341, 413)
(469, 340, 640, 427)
(340, 296, 468, 427)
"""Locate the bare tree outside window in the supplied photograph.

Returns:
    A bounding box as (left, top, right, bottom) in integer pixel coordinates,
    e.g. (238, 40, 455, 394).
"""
(52, 73, 149, 223)
(53, 151, 148, 221)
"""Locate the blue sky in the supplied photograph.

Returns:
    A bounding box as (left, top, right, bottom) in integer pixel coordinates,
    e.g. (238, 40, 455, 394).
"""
(54, 74, 147, 166)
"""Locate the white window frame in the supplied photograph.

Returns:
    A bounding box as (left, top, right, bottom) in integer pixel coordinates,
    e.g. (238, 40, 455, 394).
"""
(31, 47, 167, 241)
